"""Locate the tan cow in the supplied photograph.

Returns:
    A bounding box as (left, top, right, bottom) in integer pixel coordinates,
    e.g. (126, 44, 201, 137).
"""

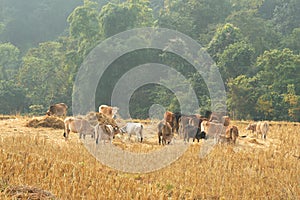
(63, 117, 95, 140)
(98, 105, 119, 119)
(46, 103, 68, 117)
(202, 120, 226, 139)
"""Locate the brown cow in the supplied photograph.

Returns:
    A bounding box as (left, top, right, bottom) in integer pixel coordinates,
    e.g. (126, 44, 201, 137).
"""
(98, 105, 119, 119)
(46, 103, 68, 117)
(163, 111, 180, 133)
(224, 125, 239, 144)
(157, 121, 173, 145)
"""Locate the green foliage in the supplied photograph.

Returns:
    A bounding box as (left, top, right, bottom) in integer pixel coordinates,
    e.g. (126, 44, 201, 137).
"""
(0, 0, 299, 121)
(29, 104, 45, 116)
(0, 43, 20, 80)
(207, 23, 243, 61)
(17, 42, 71, 109)
(99, 0, 154, 38)
(226, 10, 282, 56)
(0, 0, 82, 51)
(218, 41, 255, 81)
(227, 75, 258, 120)
(255, 48, 300, 94)
(0, 80, 26, 114)
(282, 28, 300, 54)
(272, 0, 300, 35)
(68, 0, 100, 40)
(283, 84, 300, 121)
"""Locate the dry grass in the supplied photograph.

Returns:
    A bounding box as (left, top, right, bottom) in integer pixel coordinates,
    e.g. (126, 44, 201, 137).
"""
(0, 116, 299, 199)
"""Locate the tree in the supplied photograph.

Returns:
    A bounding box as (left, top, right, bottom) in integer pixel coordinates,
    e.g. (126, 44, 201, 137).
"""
(0, 80, 26, 114)
(226, 10, 282, 56)
(218, 41, 255, 82)
(227, 75, 258, 120)
(255, 48, 300, 94)
(67, 0, 101, 57)
(272, 0, 300, 35)
(0, 43, 20, 80)
(282, 28, 300, 54)
(99, 0, 154, 38)
(158, 0, 232, 43)
(17, 42, 70, 109)
(206, 23, 243, 61)
(0, 0, 82, 51)
(283, 84, 300, 121)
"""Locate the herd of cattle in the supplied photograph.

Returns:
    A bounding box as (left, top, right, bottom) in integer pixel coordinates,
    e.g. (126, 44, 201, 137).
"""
(46, 103, 270, 145)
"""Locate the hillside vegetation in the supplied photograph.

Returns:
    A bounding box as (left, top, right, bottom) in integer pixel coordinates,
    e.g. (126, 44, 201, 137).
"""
(0, 0, 299, 121)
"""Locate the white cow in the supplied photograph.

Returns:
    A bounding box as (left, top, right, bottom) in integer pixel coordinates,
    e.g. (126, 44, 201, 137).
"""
(120, 122, 143, 142)
(246, 121, 269, 139)
(95, 124, 118, 144)
(63, 117, 95, 140)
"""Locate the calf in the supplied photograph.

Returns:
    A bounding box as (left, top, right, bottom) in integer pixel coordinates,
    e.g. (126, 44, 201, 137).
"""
(63, 117, 95, 140)
(95, 124, 119, 144)
(120, 122, 143, 142)
(157, 121, 173, 145)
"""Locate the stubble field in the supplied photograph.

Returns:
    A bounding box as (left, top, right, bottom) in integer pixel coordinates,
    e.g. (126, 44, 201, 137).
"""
(0, 115, 299, 199)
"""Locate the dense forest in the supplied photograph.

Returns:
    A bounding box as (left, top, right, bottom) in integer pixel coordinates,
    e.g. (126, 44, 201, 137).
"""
(0, 0, 299, 121)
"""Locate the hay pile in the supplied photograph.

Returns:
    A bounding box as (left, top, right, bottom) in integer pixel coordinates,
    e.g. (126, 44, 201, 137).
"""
(3, 185, 57, 199)
(84, 112, 117, 127)
(26, 116, 65, 129)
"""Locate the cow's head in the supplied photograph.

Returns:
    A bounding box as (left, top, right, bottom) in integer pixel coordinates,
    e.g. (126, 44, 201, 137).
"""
(46, 110, 51, 116)
(246, 123, 256, 132)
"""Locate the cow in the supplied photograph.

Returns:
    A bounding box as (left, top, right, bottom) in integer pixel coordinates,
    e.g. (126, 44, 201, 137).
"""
(158, 121, 173, 145)
(46, 103, 68, 117)
(95, 124, 119, 144)
(183, 124, 206, 143)
(202, 120, 226, 139)
(163, 111, 182, 133)
(178, 115, 205, 138)
(206, 111, 230, 126)
(120, 122, 143, 142)
(63, 117, 95, 140)
(178, 115, 192, 138)
(246, 121, 269, 139)
(98, 105, 119, 119)
(224, 125, 239, 144)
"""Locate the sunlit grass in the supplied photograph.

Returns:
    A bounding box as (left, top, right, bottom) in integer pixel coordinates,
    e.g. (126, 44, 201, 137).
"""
(0, 116, 299, 199)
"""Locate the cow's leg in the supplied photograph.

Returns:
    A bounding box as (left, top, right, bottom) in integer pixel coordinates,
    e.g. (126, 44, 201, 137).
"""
(96, 134, 99, 144)
(158, 133, 162, 145)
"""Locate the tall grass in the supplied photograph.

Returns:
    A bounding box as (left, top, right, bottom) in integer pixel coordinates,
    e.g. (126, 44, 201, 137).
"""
(0, 117, 299, 199)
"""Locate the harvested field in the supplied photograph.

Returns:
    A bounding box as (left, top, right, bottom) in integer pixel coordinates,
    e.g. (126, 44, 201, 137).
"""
(0, 116, 299, 199)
